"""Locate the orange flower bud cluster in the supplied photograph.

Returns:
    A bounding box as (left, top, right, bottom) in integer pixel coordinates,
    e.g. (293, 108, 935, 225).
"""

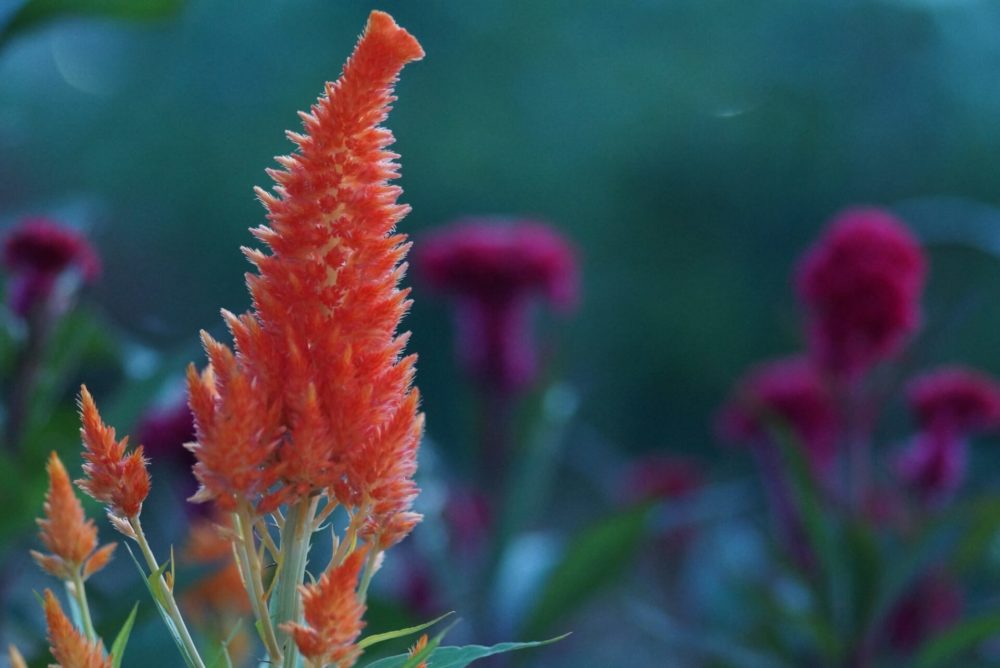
(187, 8, 426, 555)
(77, 386, 150, 520)
(282, 549, 368, 667)
(31, 452, 115, 580)
(42, 589, 110, 668)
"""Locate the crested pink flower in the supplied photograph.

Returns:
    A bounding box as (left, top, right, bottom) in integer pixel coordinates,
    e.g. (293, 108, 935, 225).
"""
(621, 455, 702, 505)
(415, 218, 578, 391)
(2, 218, 100, 317)
(907, 366, 1000, 436)
(136, 398, 196, 461)
(796, 208, 926, 380)
(718, 356, 839, 474)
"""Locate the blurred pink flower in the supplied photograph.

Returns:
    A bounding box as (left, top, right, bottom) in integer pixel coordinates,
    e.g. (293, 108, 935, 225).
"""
(796, 208, 926, 380)
(415, 218, 579, 391)
(2, 218, 100, 317)
(718, 356, 839, 475)
(907, 366, 1000, 436)
(894, 430, 967, 503)
(442, 485, 492, 553)
(136, 398, 196, 461)
(621, 454, 702, 505)
(884, 571, 963, 652)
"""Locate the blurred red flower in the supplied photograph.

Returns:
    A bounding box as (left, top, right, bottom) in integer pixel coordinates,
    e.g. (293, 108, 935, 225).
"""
(796, 208, 926, 380)
(884, 571, 962, 652)
(416, 218, 579, 391)
(2, 217, 100, 317)
(136, 398, 196, 461)
(718, 356, 839, 475)
(894, 430, 967, 503)
(907, 366, 1000, 436)
(621, 454, 702, 505)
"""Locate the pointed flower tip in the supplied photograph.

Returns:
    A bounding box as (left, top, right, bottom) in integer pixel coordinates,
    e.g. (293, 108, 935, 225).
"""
(366, 10, 425, 63)
(43, 589, 110, 668)
(36, 450, 97, 575)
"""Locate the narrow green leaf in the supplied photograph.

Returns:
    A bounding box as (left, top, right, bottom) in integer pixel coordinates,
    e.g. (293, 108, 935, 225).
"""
(358, 611, 454, 649)
(364, 636, 568, 668)
(522, 505, 651, 637)
(110, 603, 139, 668)
(912, 613, 1000, 668)
(123, 543, 199, 668)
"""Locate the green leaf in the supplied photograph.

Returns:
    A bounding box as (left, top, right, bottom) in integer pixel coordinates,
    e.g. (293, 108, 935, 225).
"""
(522, 504, 652, 638)
(123, 543, 199, 668)
(912, 613, 1000, 668)
(1, 0, 183, 45)
(358, 611, 454, 650)
(110, 603, 139, 668)
(364, 636, 568, 668)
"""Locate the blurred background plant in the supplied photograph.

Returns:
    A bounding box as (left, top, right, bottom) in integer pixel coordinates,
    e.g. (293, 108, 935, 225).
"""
(5, 0, 1000, 666)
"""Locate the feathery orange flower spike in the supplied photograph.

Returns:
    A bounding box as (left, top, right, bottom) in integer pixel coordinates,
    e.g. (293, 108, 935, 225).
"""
(31, 452, 115, 580)
(409, 634, 429, 668)
(282, 548, 368, 667)
(77, 386, 150, 520)
(42, 589, 111, 668)
(189, 9, 426, 539)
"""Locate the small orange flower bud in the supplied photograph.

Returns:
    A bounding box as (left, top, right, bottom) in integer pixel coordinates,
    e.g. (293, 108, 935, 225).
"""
(408, 634, 429, 668)
(76, 386, 150, 520)
(42, 589, 110, 668)
(281, 548, 368, 667)
(31, 452, 115, 580)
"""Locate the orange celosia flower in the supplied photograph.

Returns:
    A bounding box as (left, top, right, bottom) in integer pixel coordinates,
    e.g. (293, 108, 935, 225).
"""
(181, 514, 251, 620)
(188, 9, 426, 546)
(42, 589, 111, 668)
(408, 634, 428, 668)
(282, 548, 368, 667)
(77, 386, 150, 519)
(31, 452, 116, 580)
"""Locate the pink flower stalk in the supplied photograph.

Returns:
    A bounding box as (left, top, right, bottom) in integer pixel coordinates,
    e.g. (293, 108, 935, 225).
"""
(718, 356, 839, 475)
(416, 218, 579, 391)
(796, 208, 926, 380)
(894, 430, 967, 504)
(2, 218, 100, 317)
(907, 366, 1000, 437)
(884, 571, 962, 652)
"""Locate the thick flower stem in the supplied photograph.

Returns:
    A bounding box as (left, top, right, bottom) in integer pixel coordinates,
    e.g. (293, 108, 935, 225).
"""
(274, 496, 319, 668)
(234, 506, 282, 662)
(67, 570, 96, 641)
(129, 516, 206, 668)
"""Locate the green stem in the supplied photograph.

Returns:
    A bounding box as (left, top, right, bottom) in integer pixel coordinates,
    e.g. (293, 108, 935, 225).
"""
(273, 496, 319, 668)
(234, 507, 282, 662)
(356, 545, 380, 604)
(68, 570, 96, 642)
(130, 516, 206, 668)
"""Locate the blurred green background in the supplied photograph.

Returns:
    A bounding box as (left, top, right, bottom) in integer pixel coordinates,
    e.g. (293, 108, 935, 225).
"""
(4, 0, 1000, 457)
(5, 1, 1000, 665)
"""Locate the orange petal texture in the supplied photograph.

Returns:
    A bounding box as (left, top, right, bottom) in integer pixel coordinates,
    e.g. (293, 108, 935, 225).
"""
(43, 589, 111, 668)
(77, 386, 150, 519)
(31, 452, 97, 578)
(281, 548, 367, 666)
(188, 8, 425, 547)
(408, 634, 429, 668)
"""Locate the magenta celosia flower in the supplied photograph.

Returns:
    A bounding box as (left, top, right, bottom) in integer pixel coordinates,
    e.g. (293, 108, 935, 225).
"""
(907, 366, 1000, 436)
(442, 485, 492, 553)
(796, 208, 926, 380)
(718, 356, 839, 474)
(621, 454, 702, 505)
(2, 218, 100, 317)
(136, 399, 196, 461)
(884, 570, 962, 652)
(415, 218, 579, 391)
(894, 430, 967, 503)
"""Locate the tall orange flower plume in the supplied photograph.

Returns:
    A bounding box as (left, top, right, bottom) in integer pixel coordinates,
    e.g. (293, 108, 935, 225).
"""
(281, 548, 368, 667)
(31, 452, 115, 580)
(188, 8, 426, 548)
(42, 589, 111, 668)
(77, 385, 150, 520)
